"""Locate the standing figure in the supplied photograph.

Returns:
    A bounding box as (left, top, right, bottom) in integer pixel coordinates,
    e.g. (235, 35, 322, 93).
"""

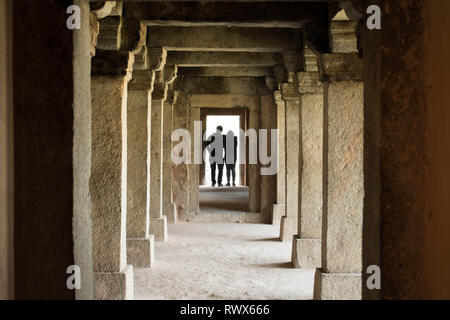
(205, 126, 225, 187)
(225, 130, 238, 187)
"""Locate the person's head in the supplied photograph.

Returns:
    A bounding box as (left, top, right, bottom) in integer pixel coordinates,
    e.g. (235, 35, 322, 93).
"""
(216, 126, 223, 133)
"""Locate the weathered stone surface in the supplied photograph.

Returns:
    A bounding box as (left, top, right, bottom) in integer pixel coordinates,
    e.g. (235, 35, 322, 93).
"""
(172, 91, 190, 218)
(319, 53, 363, 82)
(94, 265, 133, 300)
(96, 16, 122, 51)
(188, 107, 200, 215)
(292, 238, 321, 269)
(280, 99, 300, 242)
(303, 47, 319, 72)
(127, 236, 155, 268)
(275, 91, 286, 206)
(162, 100, 177, 223)
(182, 77, 271, 96)
(248, 107, 261, 213)
(167, 51, 283, 67)
(260, 95, 277, 223)
(127, 89, 150, 240)
(313, 270, 362, 300)
(272, 204, 285, 226)
(299, 92, 323, 240)
(148, 26, 301, 52)
(179, 67, 273, 77)
(298, 72, 323, 94)
(150, 216, 168, 242)
(330, 21, 358, 54)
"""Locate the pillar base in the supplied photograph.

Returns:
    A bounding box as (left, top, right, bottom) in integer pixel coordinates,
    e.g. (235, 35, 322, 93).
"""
(291, 236, 321, 269)
(150, 216, 168, 241)
(127, 236, 155, 268)
(272, 204, 285, 225)
(313, 268, 362, 300)
(164, 202, 177, 224)
(279, 217, 297, 242)
(94, 265, 134, 300)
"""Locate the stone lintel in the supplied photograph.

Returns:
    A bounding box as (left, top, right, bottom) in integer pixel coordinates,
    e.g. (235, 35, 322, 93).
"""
(92, 50, 134, 79)
(167, 51, 283, 67)
(319, 53, 363, 82)
(179, 67, 273, 78)
(298, 72, 323, 94)
(330, 20, 358, 53)
(128, 70, 154, 91)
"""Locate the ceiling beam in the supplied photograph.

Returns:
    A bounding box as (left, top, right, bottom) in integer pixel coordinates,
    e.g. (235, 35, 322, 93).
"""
(179, 67, 273, 77)
(166, 52, 283, 67)
(148, 26, 301, 52)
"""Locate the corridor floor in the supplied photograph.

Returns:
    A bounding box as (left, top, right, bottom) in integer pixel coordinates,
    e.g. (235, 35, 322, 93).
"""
(134, 222, 315, 300)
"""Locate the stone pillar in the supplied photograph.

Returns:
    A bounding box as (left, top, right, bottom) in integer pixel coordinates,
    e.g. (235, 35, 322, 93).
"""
(292, 48, 324, 268)
(272, 90, 286, 225)
(126, 70, 155, 268)
(313, 18, 364, 300)
(90, 51, 134, 300)
(260, 95, 277, 223)
(248, 101, 261, 213)
(279, 82, 301, 242)
(162, 87, 177, 223)
(172, 89, 190, 219)
(188, 106, 201, 216)
(149, 74, 168, 241)
(279, 50, 301, 242)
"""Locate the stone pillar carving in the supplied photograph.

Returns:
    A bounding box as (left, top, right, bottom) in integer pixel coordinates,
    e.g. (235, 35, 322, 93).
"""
(126, 70, 155, 268)
(148, 64, 177, 241)
(90, 50, 134, 300)
(248, 99, 261, 213)
(172, 85, 189, 219)
(188, 106, 201, 216)
(279, 50, 301, 242)
(162, 86, 177, 223)
(292, 48, 324, 268)
(272, 90, 286, 225)
(313, 18, 364, 300)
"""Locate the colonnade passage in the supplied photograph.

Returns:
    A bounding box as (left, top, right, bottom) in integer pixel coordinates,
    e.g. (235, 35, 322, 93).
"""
(6, 0, 450, 301)
(85, 0, 367, 300)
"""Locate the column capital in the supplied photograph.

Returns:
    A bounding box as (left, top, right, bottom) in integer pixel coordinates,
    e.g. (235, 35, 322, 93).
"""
(303, 47, 319, 72)
(298, 72, 323, 94)
(128, 70, 155, 91)
(319, 53, 363, 82)
(92, 50, 135, 80)
(148, 47, 167, 72)
(280, 81, 300, 101)
(330, 20, 358, 54)
(96, 16, 122, 51)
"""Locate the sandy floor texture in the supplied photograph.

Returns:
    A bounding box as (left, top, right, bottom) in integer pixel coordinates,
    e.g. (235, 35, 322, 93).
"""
(134, 222, 315, 300)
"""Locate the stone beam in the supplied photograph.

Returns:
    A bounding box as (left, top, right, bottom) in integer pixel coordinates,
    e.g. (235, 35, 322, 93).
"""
(147, 27, 301, 52)
(180, 76, 271, 95)
(167, 52, 283, 67)
(179, 67, 273, 78)
(125, 2, 328, 28)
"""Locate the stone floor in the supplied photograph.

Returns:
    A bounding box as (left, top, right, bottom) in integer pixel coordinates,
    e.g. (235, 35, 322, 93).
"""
(134, 222, 315, 300)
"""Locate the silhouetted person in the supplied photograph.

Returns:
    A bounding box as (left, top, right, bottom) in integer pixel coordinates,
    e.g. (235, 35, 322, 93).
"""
(205, 126, 225, 187)
(224, 130, 238, 187)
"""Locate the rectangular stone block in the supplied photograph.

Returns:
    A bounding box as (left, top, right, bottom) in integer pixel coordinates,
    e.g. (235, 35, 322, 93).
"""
(94, 264, 134, 300)
(291, 237, 321, 269)
(126, 236, 155, 268)
(164, 202, 177, 224)
(272, 204, 285, 225)
(280, 216, 297, 242)
(313, 269, 362, 300)
(150, 216, 168, 241)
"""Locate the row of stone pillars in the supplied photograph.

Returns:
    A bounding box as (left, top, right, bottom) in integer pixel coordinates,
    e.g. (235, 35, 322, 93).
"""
(271, 16, 365, 299)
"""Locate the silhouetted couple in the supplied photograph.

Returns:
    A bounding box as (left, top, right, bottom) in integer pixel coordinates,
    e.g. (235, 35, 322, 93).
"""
(205, 126, 238, 187)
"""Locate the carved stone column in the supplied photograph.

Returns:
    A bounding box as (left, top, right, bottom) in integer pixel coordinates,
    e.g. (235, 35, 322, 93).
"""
(172, 86, 189, 219)
(292, 48, 324, 269)
(272, 90, 286, 225)
(162, 86, 177, 223)
(248, 100, 261, 213)
(313, 17, 364, 300)
(90, 50, 134, 300)
(279, 50, 301, 242)
(126, 70, 155, 268)
(188, 106, 201, 216)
